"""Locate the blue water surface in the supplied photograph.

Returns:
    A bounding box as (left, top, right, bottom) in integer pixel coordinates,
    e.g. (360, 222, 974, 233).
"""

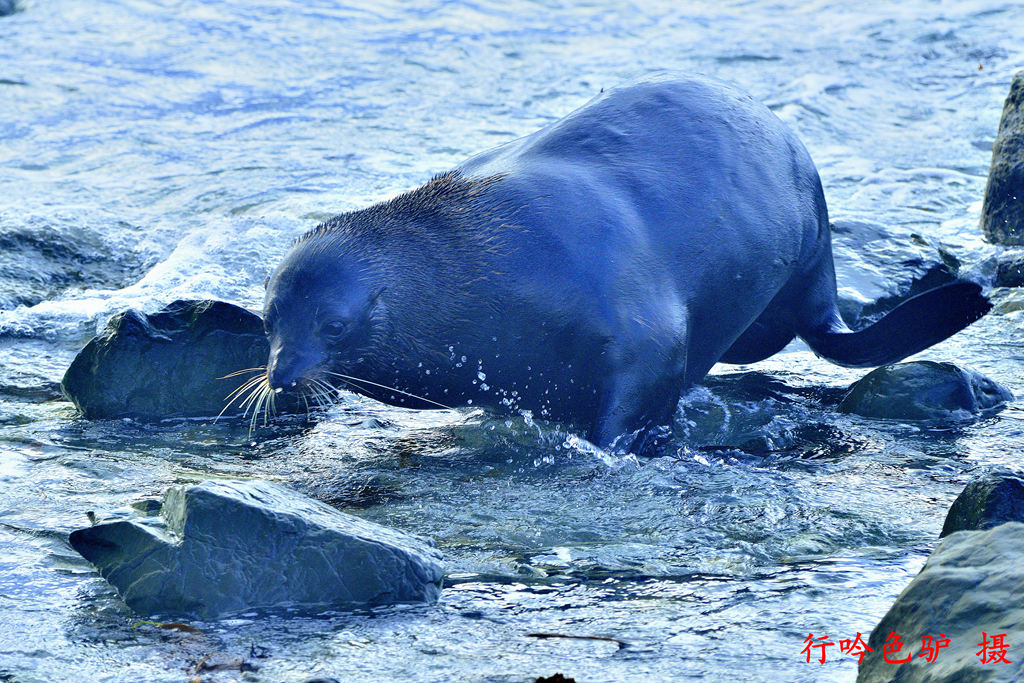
(1, 1, 1024, 681)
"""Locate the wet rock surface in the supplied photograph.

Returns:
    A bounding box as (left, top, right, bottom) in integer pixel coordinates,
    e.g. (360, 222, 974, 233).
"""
(61, 299, 286, 420)
(0, 222, 148, 311)
(830, 219, 961, 328)
(941, 471, 1024, 537)
(838, 361, 1012, 422)
(995, 251, 1024, 287)
(981, 71, 1024, 246)
(69, 480, 445, 619)
(857, 523, 1024, 682)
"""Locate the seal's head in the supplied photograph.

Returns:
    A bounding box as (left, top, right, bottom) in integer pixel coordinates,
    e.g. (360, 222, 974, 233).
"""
(263, 236, 387, 392)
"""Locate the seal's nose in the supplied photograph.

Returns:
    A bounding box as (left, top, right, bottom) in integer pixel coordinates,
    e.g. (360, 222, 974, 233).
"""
(268, 348, 307, 390)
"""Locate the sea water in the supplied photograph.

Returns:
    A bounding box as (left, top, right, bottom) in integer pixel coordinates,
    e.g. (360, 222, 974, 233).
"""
(1, 1, 1023, 681)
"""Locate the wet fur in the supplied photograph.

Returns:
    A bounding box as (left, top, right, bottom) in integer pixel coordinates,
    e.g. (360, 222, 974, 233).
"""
(259, 74, 989, 450)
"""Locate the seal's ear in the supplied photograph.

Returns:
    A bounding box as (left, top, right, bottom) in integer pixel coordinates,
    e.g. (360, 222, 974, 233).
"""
(263, 276, 270, 290)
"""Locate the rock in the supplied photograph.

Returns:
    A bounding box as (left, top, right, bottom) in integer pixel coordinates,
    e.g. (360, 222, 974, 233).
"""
(0, 374, 62, 402)
(838, 361, 1012, 422)
(981, 72, 1024, 246)
(69, 480, 444, 619)
(129, 498, 162, 515)
(61, 299, 292, 420)
(830, 219, 961, 328)
(941, 472, 1024, 537)
(0, 0, 19, 17)
(857, 523, 1024, 682)
(0, 222, 148, 311)
(995, 251, 1024, 287)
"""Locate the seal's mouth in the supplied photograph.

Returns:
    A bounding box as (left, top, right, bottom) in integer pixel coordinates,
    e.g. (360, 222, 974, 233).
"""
(267, 345, 322, 391)
(218, 363, 455, 435)
(217, 365, 340, 434)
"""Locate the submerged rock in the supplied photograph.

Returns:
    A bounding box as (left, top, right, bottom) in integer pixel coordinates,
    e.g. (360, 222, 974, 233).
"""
(838, 361, 1012, 421)
(0, 0, 20, 17)
(69, 480, 444, 619)
(981, 71, 1024, 246)
(830, 219, 961, 328)
(995, 251, 1024, 287)
(857, 523, 1024, 682)
(0, 222, 148, 311)
(941, 472, 1024, 537)
(61, 299, 288, 420)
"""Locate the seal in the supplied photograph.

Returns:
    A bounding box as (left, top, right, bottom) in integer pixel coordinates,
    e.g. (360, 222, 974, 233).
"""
(257, 74, 990, 449)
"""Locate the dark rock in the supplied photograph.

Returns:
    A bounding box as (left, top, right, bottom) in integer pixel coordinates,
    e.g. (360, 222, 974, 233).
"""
(0, 339, 71, 406)
(831, 219, 961, 328)
(941, 472, 1024, 537)
(129, 498, 162, 516)
(61, 299, 291, 420)
(841, 262, 959, 329)
(995, 251, 1024, 287)
(857, 523, 1024, 682)
(69, 480, 445, 619)
(981, 71, 1024, 245)
(0, 0, 19, 17)
(838, 361, 1012, 421)
(0, 375, 62, 402)
(0, 223, 148, 311)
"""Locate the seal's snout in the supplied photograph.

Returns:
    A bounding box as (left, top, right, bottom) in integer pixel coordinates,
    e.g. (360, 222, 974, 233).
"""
(268, 348, 312, 390)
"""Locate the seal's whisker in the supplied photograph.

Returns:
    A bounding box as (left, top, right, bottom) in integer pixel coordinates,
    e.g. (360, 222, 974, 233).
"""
(224, 374, 265, 404)
(243, 385, 261, 433)
(258, 377, 273, 427)
(215, 371, 270, 423)
(307, 378, 338, 408)
(326, 376, 367, 401)
(248, 382, 272, 435)
(248, 395, 260, 434)
(223, 373, 266, 403)
(299, 382, 319, 409)
(217, 366, 268, 380)
(301, 379, 325, 408)
(304, 383, 324, 410)
(323, 371, 453, 410)
(312, 377, 339, 401)
(239, 379, 269, 416)
(237, 379, 264, 411)
(306, 387, 322, 410)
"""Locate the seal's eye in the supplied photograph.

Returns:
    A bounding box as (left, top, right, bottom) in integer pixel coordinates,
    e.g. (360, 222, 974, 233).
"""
(321, 320, 350, 340)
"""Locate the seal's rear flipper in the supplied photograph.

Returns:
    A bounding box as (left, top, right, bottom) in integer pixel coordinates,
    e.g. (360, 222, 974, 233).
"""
(801, 281, 991, 368)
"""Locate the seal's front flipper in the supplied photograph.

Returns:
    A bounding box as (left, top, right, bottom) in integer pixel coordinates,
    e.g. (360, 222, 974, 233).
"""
(801, 281, 991, 368)
(589, 365, 681, 455)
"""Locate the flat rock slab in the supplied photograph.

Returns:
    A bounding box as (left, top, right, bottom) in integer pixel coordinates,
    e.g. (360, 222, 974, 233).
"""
(858, 523, 1024, 682)
(942, 472, 1024, 537)
(61, 299, 291, 420)
(982, 71, 1024, 246)
(838, 361, 1012, 422)
(69, 480, 444, 619)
